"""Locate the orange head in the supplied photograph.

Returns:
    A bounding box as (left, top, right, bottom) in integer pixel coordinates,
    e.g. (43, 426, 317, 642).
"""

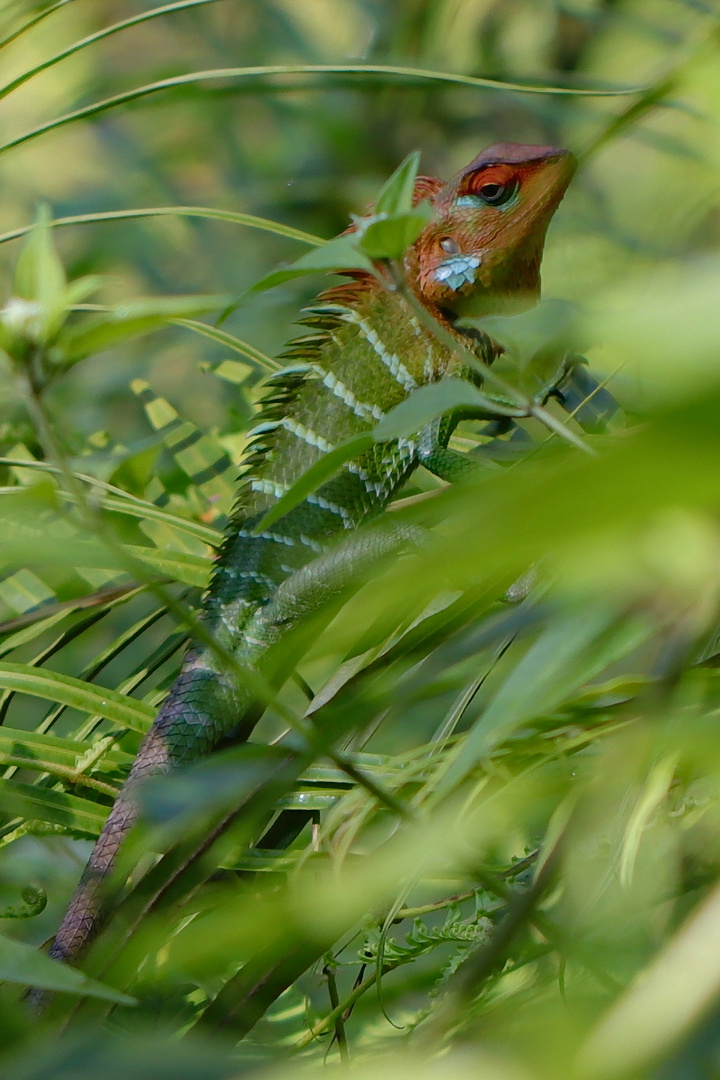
(405, 143, 577, 320)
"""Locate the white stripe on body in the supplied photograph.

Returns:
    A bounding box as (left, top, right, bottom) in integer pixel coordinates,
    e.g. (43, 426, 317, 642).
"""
(281, 417, 334, 453)
(313, 366, 385, 423)
(237, 527, 295, 547)
(306, 492, 353, 526)
(342, 311, 418, 392)
(236, 527, 324, 554)
(250, 478, 289, 499)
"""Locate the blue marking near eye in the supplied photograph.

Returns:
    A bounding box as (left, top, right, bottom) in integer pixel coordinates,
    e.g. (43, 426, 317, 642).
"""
(434, 254, 481, 291)
(454, 195, 485, 209)
(454, 190, 520, 212)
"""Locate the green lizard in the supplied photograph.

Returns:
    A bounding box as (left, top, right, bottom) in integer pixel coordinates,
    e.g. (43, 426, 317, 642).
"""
(49, 142, 578, 968)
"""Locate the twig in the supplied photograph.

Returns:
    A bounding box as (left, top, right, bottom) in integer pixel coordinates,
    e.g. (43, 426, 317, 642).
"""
(0, 583, 144, 636)
(294, 964, 395, 1051)
(323, 958, 350, 1063)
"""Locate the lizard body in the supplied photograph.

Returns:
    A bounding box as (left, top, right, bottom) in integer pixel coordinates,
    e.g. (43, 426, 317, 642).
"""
(49, 142, 577, 967)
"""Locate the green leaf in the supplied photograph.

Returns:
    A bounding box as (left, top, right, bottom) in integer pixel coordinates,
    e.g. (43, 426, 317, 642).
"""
(128, 546, 211, 587)
(0, 778, 109, 835)
(359, 206, 432, 260)
(0, 609, 73, 656)
(0, 206, 323, 249)
(60, 294, 233, 362)
(374, 150, 421, 216)
(171, 318, 282, 373)
(13, 204, 66, 307)
(0, 931, 136, 1002)
(251, 235, 374, 293)
(371, 378, 524, 440)
(100, 495, 221, 546)
(0, 726, 131, 774)
(0, 664, 153, 731)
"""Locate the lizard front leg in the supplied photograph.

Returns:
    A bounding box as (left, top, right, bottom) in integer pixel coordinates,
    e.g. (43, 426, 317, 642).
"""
(417, 413, 492, 484)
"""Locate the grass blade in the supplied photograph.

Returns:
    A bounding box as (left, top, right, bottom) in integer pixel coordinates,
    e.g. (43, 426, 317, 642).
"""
(0, 932, 135, 1002)
(171, 318, 282, 373)
(0, 1, 229, 102)
(0, 206, 322, 248)
(0, 0, 74, 52)
(0, 65, 645, 157)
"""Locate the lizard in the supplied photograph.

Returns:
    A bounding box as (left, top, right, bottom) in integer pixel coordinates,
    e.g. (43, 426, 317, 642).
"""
(47, 141, 578, 971)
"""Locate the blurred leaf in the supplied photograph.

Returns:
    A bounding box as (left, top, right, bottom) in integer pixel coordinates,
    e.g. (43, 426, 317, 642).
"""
(577, 876, 720, 1079)
(478, 299, 585, 365)
(0, 1, 228, 102)
(372, 378, 524, 438)
(60, 295, 233, 363)
(432, 609, 654, 798)
(0, 933, 135, 1002)
(0, 1030, 243, 1080)
(14, 206, 65, 309)
(0, 1, 76, 53)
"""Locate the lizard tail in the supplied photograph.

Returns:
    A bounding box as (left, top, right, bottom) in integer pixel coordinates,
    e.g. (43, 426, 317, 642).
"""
(48, 662, 231, 965)
(44, 523, 420, 975)
(48, 790, 139, 963)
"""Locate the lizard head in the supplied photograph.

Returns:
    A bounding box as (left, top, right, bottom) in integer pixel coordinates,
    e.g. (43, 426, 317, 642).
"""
(406, 142, 577, 320)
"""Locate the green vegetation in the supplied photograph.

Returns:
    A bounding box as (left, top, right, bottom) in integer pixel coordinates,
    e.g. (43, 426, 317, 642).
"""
(2, 2, 720, 1077)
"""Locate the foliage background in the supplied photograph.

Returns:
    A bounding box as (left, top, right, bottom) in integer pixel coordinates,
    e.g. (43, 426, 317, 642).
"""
(2, 1, 720, 1078)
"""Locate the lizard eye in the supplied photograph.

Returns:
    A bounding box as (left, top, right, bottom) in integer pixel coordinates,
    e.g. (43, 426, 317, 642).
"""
(458, 166, 519, 209)
(477, 180, 517, 206)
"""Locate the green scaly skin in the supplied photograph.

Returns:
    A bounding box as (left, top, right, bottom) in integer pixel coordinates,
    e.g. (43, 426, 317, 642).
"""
(49, 142, 577, 968)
